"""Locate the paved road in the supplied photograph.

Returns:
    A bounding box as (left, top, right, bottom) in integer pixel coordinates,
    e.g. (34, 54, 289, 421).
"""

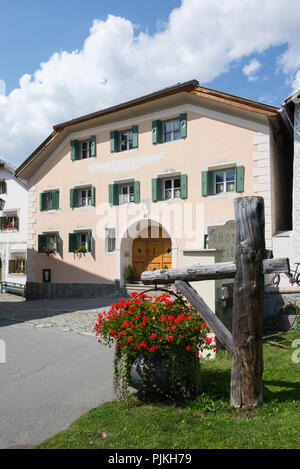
(0, 318, 115, 449)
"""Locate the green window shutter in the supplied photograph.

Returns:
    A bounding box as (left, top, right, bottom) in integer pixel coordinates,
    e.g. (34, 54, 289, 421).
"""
(180, 113, 187, 139)
(0, 217, 6, 230)
(9, 260, 16, 274)
(40, 193, 47, 211)
(52, 191, 59, 210)
(180, 174, 188, 199)
(38, 234, 47, 253)
(90, 135, 96, 157)
(70, 188, 79, 208)
(109, 184, 119, 206)
(69, 233, 78, 253)
(152, 178, 162, 202)
(87, 231, 92, 252)
(202, 171, 213, 196)
(235, 166, 245, 193)
(55, 234, 60, 254)
(152, 120, 162, 144)
(15, 217, 19, 231)
(110, 131, 119, 153)
(91, 186, 96, 206)
(132, 125, 138, 149)
(134, 180, 140, 204)
(70, 140, 79, 160)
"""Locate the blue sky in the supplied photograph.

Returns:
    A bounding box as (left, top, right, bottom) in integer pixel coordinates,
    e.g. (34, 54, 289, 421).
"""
(1, 0, 300, 166)
(0, 0, 181, 93)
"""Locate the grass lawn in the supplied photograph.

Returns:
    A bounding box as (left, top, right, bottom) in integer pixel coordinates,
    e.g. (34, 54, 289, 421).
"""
(36, 330, 300, 449)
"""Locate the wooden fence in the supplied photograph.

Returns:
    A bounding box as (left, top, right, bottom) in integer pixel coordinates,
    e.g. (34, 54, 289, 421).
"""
(141, 197, 290, 409)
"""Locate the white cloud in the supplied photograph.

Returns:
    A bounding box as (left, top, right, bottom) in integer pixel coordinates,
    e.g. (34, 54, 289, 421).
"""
(0, 79, 6, 95)
(1, 0, 300, 167)
(291, 70, 300, 92)
(243, 59, 262, 82)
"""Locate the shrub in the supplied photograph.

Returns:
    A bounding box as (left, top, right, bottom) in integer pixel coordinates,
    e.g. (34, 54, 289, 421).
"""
(94, 292, 216, 400)
(124, 264, 134, 281)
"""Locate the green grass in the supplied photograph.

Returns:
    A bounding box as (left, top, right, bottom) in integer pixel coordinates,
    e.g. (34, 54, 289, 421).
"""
(36, 330, 300, 449)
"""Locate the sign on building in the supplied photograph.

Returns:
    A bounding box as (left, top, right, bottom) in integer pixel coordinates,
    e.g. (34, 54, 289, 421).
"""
(207, 220, 236, 261)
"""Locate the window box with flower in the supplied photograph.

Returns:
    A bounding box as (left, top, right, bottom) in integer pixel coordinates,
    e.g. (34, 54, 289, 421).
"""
(74, 246, 88, 257)
(94, 292, 216, 401)
(42, 246, 57, 256)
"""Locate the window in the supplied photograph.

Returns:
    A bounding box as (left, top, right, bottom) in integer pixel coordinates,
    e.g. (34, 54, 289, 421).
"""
(201, 166, 245, 196)
(46, 233, 58, 250)
(0, 181, 6, 194)
(110, 126, 138, 153)
(109, 181, 140, 206)
(40, 191, 59, 211)
(45, 192, 53, 210)
(70, 186, 95, 208)
(0, 198, 5, 210)
(163, 177, 181, 200)
(68, 231, 92, 253)
(163, 118, 180, 143)
(152, 113, 187, 144)
(79, 140, 92, 159)
(79, 187, 92, 207)
(119, 183, 135, 205)
(70, 136, 96, 160)
(214, 169, 235, 194)
(9, 259, 26, 275)
(78, 232, 89, 250)
(152, 174, 187, 202)
(5, 216, 18, 229)
(105, 228, 116, 252)
(0, 215, 19, 231)
(120, 130, 133, 152)
(38, 233, 59, 254)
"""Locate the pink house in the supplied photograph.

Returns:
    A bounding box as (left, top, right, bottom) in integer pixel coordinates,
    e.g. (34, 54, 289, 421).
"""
(16, 80, 287, 304)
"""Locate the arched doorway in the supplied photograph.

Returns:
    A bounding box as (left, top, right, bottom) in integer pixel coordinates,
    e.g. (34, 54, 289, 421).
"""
(132, 226, 172, 281)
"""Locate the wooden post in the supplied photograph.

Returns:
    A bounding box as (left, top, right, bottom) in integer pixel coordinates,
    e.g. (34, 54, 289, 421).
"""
(141, 258, 289, 284)
(230, 197, 265, 409)
(175, 280, 233, 355)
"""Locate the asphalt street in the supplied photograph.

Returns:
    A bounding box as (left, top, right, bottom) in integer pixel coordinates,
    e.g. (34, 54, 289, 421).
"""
(0, 318, 115, 449)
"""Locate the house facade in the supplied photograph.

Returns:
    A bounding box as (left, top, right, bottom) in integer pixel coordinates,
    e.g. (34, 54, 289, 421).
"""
(16, 80, 283, 305)
(0, 159, 28, 287)
(271, 89, 300, 289)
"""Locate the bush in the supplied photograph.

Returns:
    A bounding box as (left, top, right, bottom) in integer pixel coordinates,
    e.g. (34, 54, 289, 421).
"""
(94, 292, 216, 400)
(124, 264, 134, 281)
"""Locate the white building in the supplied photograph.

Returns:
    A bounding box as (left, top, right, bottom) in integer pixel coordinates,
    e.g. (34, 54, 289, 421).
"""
(0, 158, 28, 288)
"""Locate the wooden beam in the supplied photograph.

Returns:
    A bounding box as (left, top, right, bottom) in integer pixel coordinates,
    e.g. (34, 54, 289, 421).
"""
(230, 197, 265, 409)
(175, 280, 233, 355)
(141, 258, 290, 285)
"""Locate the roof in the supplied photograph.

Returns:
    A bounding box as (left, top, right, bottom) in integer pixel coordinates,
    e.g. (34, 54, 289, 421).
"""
(0, 158, 16, 175)
(279, 87, 300, 134)
(16, 79, 279, 178)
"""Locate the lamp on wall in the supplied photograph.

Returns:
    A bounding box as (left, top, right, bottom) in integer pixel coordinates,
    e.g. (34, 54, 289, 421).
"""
(43, 269, 51, 283)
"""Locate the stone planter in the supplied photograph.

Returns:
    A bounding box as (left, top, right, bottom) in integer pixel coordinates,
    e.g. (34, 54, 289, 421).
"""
(128, 349, 202, 400)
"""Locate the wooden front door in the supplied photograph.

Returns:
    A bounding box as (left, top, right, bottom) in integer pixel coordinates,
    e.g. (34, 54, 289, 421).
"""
(132, 235, 172, 281)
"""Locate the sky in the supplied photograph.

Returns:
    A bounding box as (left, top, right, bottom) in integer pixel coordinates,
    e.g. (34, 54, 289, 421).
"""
(1, 0, 300, 167)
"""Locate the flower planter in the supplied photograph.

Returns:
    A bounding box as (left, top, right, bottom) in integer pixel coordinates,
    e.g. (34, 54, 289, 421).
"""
(95, 292, 215, 401)
(129, 349, 202, 400)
